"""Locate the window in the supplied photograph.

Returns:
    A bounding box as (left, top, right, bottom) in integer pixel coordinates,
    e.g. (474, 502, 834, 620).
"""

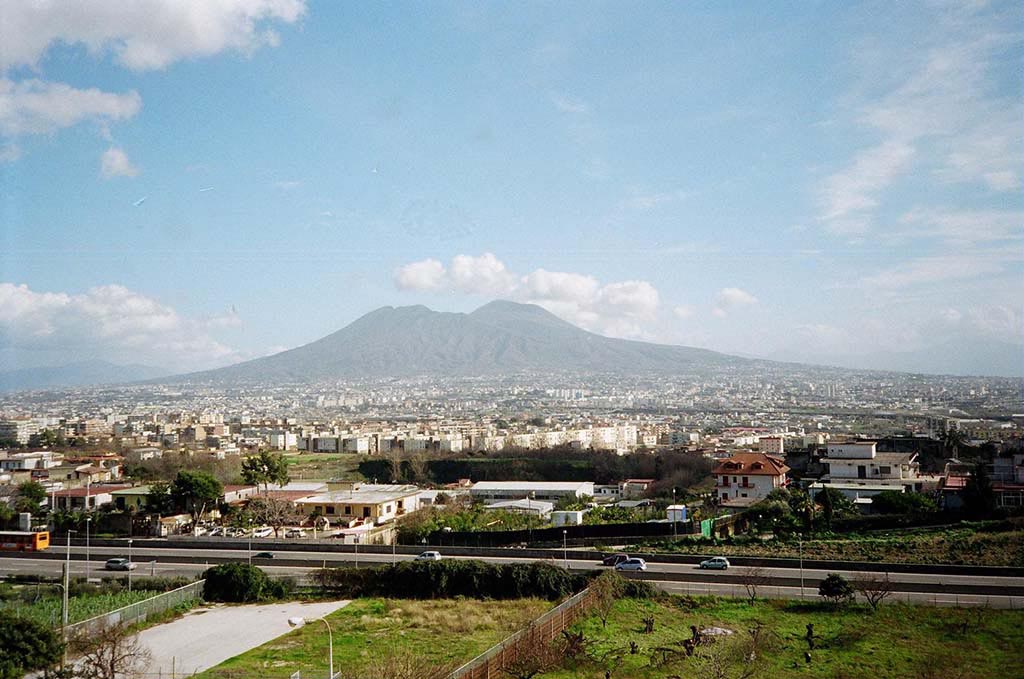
(721, 475, 729, 486)
(325, 505, 335, 515)
(742, 476, 749, 487)
(879, 466, 891, 475)
(345, 506, 352, 515)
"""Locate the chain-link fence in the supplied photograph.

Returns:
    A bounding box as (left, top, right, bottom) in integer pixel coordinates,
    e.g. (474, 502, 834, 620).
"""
(65, 579, 204, 636)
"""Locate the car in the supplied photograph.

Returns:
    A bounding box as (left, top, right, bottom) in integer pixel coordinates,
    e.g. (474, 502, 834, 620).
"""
(698, 557, 731, 570)
(253, 551, 274, 559)
(285, 529, 307, 538)
(414, 551, 442, 561)
(252, 527, 273, 538)
(104, 558, 136, 571)
(601, 553, 630, 567)
(614, 558, 647, 572)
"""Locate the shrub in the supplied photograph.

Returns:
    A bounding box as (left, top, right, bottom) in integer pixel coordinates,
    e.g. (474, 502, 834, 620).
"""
(314, 559, 584, 600)
(202, 564, 280, 603)
(0, 611, 62, 679)
(818, 573, 855, 607)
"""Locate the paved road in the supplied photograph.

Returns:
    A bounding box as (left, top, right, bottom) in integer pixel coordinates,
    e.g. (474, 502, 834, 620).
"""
(41, 543, 1024, 590)
(135, 598, 349, 677)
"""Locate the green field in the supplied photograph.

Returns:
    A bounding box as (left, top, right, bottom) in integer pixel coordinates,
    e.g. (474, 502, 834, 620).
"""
(548, 596, 1024, 679)
(632, 526, 1024, 567)
(284, 452, 364, 481)
(0, 585, 162, 627)
(196, 597, 551, 679)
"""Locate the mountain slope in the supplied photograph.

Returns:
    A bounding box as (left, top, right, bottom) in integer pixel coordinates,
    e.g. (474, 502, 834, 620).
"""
(0, 360, 169, 392)
(172, 301, 741, 383)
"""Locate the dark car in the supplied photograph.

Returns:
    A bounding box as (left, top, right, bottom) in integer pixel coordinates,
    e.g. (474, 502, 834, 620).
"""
(253, 551, 274, 559)
(601, 553, 630, 567)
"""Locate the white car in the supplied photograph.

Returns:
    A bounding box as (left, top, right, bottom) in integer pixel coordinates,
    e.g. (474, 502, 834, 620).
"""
(414, 551, 443, 561)
(105, 558, 137, 571)
(614, 558, 648, 572)
(285, 529, 307, 538)
(251, 527, 273, 538)
(698, 557, 731, 570)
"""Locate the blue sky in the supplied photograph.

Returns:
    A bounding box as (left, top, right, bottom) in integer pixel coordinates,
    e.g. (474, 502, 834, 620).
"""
(1, 1, 1021, 376)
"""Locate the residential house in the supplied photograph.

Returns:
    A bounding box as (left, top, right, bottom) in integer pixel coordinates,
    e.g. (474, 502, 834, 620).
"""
(713, 453, 790, 506)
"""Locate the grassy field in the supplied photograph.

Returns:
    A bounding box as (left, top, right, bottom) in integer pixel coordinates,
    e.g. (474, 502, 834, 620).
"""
(632, 526, 1024, 567)
(548, 596, 1024, 679)
(195, 597, 551, 679)
(284, 452, 364, 481)
(0, 584, 162, 627)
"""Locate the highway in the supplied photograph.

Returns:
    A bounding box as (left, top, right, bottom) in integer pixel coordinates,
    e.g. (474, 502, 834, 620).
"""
(2, 543, 1021, 608)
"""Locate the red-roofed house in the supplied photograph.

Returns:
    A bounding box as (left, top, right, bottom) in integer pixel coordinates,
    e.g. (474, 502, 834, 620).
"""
(713, 453, 790, 506)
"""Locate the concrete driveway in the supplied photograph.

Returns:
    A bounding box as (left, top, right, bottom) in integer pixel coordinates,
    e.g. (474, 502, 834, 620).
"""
(136, 599, 350, 677)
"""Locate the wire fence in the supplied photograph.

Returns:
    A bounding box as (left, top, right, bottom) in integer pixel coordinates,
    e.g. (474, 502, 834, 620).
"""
(65, 579, 205, 636)
(448, 587, 595, 679)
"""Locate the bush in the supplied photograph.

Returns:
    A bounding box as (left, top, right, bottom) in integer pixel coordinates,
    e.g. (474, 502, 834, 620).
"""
(314, 559, 584, 600)
(870, 491, 938, 515)
(0, 611, 62, 679)
(818, 573, 855, 607)
(202, 564, 281, 603)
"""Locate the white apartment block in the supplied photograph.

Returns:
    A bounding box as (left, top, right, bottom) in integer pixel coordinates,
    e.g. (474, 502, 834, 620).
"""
(0, 419, 41, 444)
(819, 441, 922, 498)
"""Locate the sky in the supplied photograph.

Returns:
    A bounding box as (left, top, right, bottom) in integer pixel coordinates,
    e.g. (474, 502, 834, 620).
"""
(1, 1, 1022, 377)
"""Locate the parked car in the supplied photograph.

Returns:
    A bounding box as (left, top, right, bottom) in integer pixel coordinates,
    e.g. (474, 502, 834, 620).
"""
(414, 551, 442, 561)
(698, 557, 731, 570)
(253, 552, 274, 559)
(614, 558, 647, 572)
(601, 553, 630, 567)
(252, 527, 273, 538)
(285, 529, 306, 538)
(104, 558, 136, 571)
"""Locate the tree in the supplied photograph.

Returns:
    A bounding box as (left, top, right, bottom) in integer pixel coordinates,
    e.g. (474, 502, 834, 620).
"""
(690, 623, 775, 679)
(590, 570, 625, 627)
(70, 621, 152, 679)
(341, 650, 455, 679)
(739, 566, 771, 605)
(818, 573, 854, 607)
(942, 428, 966, 457)
(202, 563, 279, 602)
(0, 611, 63, 679)
(247, 497, 300, 538)
(240, 451, 290, 494)
(145, 482, 175, 516)
(788, 489, 816, 533)
(170, 470, 223, 526)
(852, 572, 894, 612)
(870, 490, 937, 515)
(961, 459, 997, 518)
(813, 488, 856, 528)
(16, 480, 48, 515)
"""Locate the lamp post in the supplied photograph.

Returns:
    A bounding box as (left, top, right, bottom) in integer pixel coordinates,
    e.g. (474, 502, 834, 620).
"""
(562, 529, 568, 570)
(798, 534, 804, 600)
(671, 488, 677, 540)
(127, 538, 134, 592)
(288, 616, 334, 679)
(62, 529, 76, 668)
(85, 516, 92, 581)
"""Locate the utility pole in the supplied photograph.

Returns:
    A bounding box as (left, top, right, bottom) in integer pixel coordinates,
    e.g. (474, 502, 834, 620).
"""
(798, 534, 804, 599)
(62, 529, 76, 668)
(85, 516, 92, 581)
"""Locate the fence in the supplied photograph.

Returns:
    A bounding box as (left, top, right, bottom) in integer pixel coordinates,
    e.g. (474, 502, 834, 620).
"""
(449, 587, 595, 679)
(65, 579, 205, 637)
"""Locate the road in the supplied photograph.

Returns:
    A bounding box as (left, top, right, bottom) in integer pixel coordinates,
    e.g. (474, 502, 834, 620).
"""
(5, 543, 1023, 607)
(137, 598, 349, 677)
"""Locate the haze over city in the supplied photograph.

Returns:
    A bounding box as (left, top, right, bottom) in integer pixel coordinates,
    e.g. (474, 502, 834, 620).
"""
(1, 1, 1021, 380)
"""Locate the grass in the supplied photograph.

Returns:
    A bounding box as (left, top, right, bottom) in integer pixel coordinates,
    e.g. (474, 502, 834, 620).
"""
(284, 452, 364, 481)
(546, 596, 1024, 679)
(195, 597, 551, 679)
(633, 526, 1024, 567)
(0, 584, 163, 627)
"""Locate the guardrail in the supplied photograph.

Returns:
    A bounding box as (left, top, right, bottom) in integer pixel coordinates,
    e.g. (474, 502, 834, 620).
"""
(64, 579, 204, 636)
(449, 587, 595, 679)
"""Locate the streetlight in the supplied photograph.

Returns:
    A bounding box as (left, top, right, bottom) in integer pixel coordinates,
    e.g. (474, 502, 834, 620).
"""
(671, 488, 678, 540)
(562, 529, 568, 570)
(798, 534, 804, 600)
(127, 538, 134, 592)
(288, 616, 334, 679)
(63, 529, 77, 668)
(85, 516, 92, 582)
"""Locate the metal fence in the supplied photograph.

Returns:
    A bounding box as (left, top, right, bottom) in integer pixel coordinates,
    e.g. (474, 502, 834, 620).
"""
(448, 587, 595, 679)
(65, 579, 205, 637)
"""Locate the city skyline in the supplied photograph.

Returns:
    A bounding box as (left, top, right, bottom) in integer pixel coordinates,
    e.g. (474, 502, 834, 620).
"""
(1, 1, 1022, 377)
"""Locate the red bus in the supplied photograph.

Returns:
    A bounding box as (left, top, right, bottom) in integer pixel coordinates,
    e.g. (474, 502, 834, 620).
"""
(0, 530, 51, 552)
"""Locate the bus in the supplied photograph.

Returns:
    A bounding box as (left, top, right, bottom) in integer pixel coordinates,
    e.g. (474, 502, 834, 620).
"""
(0, 530, 51, 552)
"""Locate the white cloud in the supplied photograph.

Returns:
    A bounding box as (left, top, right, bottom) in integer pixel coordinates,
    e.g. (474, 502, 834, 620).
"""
(100, 147, 140, 178)
(0, 0, 306, 72)
(711, 287, 758, 318)
(819, 4, 1022, 231)
(395, 259, 446, 291)
(0, 282, 239, 370)
(392, 253, 663, 338)
(0, 78, 141, 136)
(0, 143, 20, 162)
(894, 208, 1024, 246)
(858, 255, 1007, 290)
(273, 180, 302, 190)
(550, 93, 589, 114)
(673, 305, 694, 319)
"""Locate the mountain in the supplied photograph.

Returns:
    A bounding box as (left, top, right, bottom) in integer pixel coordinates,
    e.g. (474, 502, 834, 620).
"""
(172, 300, 744, 383)
(0, 360, 169, 392)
